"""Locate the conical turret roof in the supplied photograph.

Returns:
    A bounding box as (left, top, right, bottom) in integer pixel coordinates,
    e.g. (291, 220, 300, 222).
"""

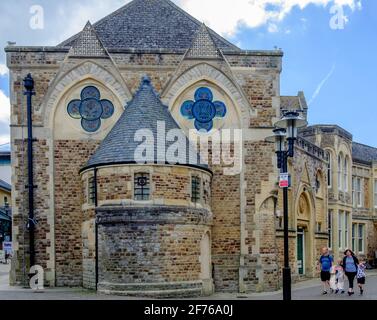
(82, 76, 209, 172)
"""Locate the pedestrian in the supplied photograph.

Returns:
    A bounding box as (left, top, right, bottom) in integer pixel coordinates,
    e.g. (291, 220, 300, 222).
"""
(334, 259, 345, 294)
(329, 264, 337, 293)
(357, 258, 366, 296)
(318, 247, 333, 295)
(342, 249, 359, 296)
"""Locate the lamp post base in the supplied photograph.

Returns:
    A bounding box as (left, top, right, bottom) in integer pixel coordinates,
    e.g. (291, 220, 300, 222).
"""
(282, 267, 292, 301)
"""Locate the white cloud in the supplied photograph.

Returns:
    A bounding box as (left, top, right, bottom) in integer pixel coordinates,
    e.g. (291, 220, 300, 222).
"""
(0, 90, 10, 144)
(0, 64, 8, 76)
(178, 0, 362, 36)
(0, 90, 10, 123)
(308, 64, 336, 105)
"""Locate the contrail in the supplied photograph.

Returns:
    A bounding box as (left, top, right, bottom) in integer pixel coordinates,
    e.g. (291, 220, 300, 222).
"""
(308, 64, 336, 106)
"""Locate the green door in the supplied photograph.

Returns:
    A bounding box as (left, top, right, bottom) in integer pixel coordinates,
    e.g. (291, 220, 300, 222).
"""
(297, 229, 305, 275)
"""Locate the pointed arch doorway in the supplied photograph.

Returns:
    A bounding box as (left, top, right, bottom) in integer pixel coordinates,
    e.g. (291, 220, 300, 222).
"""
(296, 191, 314, 277)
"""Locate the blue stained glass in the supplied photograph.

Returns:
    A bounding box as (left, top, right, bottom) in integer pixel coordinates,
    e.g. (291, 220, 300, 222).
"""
(180, 100, 194, 119)
(100, 99, 115, 119)
(67, 99, 82, 119)
(81, 118, 101, 132)
(194, 87, 213, 101)
(192, 100, 216, 123)
(67, 86, 115, 133)
(214, 101, 227, 118)
(195, 120, 213, 132)
(80, 98, 103, 120)
(81, 86, 100, 100)
(180, 87, 227, 132)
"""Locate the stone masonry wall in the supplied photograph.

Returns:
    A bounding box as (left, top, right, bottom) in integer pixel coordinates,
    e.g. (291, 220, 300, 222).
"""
(54, 140, 99, 286)
(11, 140, 53, 285)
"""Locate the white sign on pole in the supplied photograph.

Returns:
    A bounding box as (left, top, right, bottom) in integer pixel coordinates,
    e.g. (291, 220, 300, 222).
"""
(279, 173, 289, 188)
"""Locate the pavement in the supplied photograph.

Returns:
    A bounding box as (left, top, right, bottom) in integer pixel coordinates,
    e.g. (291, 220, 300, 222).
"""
(1, 263, 377, 300)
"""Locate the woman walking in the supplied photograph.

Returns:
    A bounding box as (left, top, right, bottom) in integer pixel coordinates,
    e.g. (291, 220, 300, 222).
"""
(342, 249, 359, 296)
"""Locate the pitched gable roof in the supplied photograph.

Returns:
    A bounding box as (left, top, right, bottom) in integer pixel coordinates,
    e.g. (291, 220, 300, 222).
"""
(82, 76, 209, 172)
(59, 0, 239, 52)
(68, 21, 109, 58)
(186, 23, 222, 59)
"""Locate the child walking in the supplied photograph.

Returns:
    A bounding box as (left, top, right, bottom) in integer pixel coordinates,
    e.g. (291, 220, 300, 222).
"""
(334, 259, 345, 294)
(357, 259, 366, 295)
(329, 264, 337, 293)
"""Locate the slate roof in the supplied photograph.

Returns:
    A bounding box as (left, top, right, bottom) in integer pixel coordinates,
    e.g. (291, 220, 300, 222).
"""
(281, 92, 308, 112)
(68, 21, 109, 58)
(0, 179, 11, 192)
(186, 23, 222, 59)
(83, 76, 209, 172)
(352, 142, 377, 164)
(59, 0, 239, 52)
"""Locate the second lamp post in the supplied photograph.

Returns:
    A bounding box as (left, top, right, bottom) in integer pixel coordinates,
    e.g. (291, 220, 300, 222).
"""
(266, 111, 307, 301)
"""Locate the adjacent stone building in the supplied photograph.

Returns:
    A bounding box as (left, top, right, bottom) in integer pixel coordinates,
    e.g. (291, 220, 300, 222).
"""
(5, 0, 377, 297)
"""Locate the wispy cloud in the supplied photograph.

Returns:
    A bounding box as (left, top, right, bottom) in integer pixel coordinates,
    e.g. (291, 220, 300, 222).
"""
(308, 64, 336, 105)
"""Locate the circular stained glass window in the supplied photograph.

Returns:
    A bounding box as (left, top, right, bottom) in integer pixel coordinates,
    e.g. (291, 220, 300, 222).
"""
(180, 100, 194, 120)
(194, 87, 213, 101)
(67, 99, 82, 119)
(100, 99, 115, 119)
(192, 100, 216, 123)
(180, 87, 227, 133)
(81, 86, 101, 100)
(81, 118, 101, 133)
(67, 85, 116, 133)
(214, 101, 227, 118)
(195, 120, 213, 132)
(80, 98, 103, 121)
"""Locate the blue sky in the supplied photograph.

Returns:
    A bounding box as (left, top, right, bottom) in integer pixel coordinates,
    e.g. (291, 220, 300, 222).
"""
(229, 0, 376, 147)
(0, 0, 375, 148)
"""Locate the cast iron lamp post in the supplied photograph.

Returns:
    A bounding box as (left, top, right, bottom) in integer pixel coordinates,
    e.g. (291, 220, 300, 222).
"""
(266, 111, 307, 301)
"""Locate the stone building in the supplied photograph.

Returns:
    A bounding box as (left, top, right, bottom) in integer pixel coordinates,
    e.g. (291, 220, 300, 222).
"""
(5, 0, 377, 297)
(301, 126, 377, 264)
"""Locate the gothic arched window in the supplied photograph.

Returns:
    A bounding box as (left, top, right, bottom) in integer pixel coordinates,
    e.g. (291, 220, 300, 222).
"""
(343, 157, 349, 192)
(338, 153, 343, 191)
(326, 151, 332, 188)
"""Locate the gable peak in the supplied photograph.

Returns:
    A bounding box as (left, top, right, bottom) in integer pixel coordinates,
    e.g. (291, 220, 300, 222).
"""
(186, 23, 222, 59)
(69, 21, 108, 58)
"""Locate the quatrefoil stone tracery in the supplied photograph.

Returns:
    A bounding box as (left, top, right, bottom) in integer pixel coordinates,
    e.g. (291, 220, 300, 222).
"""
(67, 86, 115, 132)
(180, 87, 227, 132)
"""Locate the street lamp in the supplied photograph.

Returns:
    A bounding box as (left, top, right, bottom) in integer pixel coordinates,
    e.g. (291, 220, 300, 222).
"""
(265, 128, 287, 170)
(275, 111, 307, 157)
(266, 111, 307, 301)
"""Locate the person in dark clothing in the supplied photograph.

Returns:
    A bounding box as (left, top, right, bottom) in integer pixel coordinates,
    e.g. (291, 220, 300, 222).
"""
(342, 249, 359, 296)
